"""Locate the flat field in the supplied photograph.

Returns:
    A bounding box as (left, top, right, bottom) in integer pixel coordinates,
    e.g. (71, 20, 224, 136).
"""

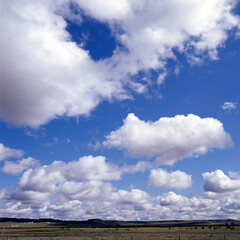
(0, 222, 240, 240)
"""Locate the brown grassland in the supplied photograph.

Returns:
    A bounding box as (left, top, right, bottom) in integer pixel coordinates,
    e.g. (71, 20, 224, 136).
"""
(0, 222, 240, 240)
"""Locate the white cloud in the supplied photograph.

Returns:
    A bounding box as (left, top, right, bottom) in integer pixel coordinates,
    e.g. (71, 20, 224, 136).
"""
(0, 143, 24, 161)
(0, 178, 238, 220)
(42, 137, 71, 147)
(221, 102, 237, 110)
(221, 198, 240, 217)
(0, 189, 50, 204)
(113, 189, 150, 206)
(157, 71, 167, 85)
(73, 0, 131, 20)
(59, 180, 115, 201)
(149, 169, 192, 190)
(203, 170, 240, 199)
(18, 166, 64, 193)
(2, 157, 39, 175)
(64, 155, 122, 181)
(0, 0, 126, 127)
(18, 155, 122, 193)
(0, 202, 32, 218)
(122, 161, 153, 174)
(105, 0, 239, 74)
(229, 171, 240, 179)
(0, 0, 239, 127)
(158, 191, 220, 219)
(103, 113, 232, 165)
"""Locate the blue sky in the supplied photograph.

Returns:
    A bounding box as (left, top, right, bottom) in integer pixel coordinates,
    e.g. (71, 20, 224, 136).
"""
(0, 0, 240, 220)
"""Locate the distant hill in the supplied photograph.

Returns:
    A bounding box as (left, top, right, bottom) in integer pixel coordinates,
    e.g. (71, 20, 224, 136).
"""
(0, 218, 239, 228)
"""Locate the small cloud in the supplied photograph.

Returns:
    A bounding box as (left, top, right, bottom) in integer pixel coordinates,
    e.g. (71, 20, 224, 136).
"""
(174, 64, 182, 77)
(129, 81, 147, 94)
(187, 55, 203, 66)
(88, 140, 101, 151)
(42, 137, 70, 147)
(221, 102, 237, 110)
(141, 77, 152, 86)
(229, 171, 240, 179)
(42, 137, 59, 147)
(24, 128, 46, 140)
(2, 157, 39, 175)
(149, 168, 192, 190)
(123, 161, 153, 174)
(129, 184, 135, 189)
(0, 143, 24, 161)
(157, 71, 167, 85)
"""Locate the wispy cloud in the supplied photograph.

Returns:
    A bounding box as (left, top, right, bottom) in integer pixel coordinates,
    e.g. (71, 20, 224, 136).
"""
(221, 102, 237, 110)
(42, 137, 71, 147)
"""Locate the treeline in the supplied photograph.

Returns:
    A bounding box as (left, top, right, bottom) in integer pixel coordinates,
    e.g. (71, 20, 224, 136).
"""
(0, 217, 239, 228)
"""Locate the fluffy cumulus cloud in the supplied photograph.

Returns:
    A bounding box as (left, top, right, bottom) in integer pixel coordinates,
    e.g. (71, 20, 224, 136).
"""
(59, 180, 115, 201)
(221, 102, 238, 110)
(221, 198, 240, 217)
(0, 182, 213, 220)
(203, 170, 240, 199)
(0, 143, 24, 161)
(0, 189, 50, 204)
(17, 155, 121, 193)
(149, 169, 192, 190)
(158, 192, 220, 219)
(0, 153, 155, 219)
(202, 170, 240, 217)
(0, 0, 126, 127)
(103, 113, 232, 165)
(2, 157, 39, 175)
(0, 184, 225, 220)
(122, 161, 153, 174)
(1, 164, 240, 220)
(0, 0, 239, 127)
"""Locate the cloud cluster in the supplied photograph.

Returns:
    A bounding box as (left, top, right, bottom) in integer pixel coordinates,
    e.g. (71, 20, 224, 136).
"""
(0, 152, 154, 219)
(0, 183, 227, 221)
(0, 0, 239, 127)
(203, 170, 240, 199)
(158, 192, 220, 219)
(18, 155, 121, 193)
(1, 155, 240, 220)
(202, 170, 240, 217)
(103, 113, 232, 165)
(149, 169, 192, 190)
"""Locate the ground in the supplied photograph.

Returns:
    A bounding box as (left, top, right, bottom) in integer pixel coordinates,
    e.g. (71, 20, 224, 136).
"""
(0, 222, 240, 240)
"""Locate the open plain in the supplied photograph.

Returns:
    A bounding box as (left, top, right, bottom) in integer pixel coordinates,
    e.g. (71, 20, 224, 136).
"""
(0, 222, 240, 240)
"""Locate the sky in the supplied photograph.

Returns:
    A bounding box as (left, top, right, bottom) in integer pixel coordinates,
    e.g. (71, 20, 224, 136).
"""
(0, 0, 240, 221)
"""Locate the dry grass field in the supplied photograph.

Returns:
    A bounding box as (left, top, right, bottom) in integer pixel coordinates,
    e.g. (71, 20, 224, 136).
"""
(0, 222, 240, 240)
